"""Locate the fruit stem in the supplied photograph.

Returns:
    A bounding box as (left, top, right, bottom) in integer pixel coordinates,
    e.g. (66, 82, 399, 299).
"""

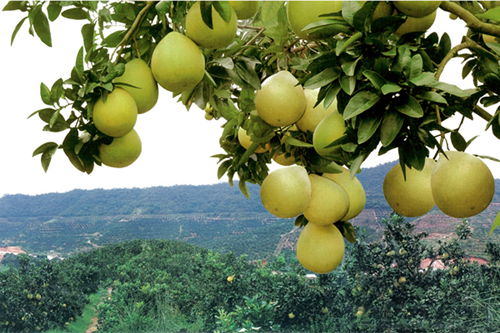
(440, 1, 500, 37)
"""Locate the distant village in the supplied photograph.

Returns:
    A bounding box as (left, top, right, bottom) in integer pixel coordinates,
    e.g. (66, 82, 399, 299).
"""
(0, 246, 63, 263)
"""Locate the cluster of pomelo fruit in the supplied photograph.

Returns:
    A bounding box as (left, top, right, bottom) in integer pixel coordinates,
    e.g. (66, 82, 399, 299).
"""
(383, 151, 495, 219)
(94, 1, 258, 168)
(94, 58, 158, 168)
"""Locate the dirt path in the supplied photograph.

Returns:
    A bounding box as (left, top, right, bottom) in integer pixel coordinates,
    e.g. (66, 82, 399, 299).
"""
(85, 287, 112, 333)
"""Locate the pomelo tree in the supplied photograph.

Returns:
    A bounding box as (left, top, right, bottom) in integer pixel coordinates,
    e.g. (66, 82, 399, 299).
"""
(3, 1, 500, 273)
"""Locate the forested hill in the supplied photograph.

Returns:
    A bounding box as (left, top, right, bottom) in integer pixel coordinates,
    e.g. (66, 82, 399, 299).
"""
(0, 162, 398, 217)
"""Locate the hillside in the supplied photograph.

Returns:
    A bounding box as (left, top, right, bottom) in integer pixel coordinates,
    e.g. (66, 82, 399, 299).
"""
(0, 162, 498, 258)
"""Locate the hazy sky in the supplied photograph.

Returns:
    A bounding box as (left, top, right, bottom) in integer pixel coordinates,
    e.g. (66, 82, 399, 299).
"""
(0, 6, 498, 197)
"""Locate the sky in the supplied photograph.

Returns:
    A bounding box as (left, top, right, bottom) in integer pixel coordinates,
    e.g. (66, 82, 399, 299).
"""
(0, 5, 498, 197)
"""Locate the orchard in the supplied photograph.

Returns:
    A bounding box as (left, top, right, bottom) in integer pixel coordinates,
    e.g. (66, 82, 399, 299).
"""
(4, 0, 500, 274)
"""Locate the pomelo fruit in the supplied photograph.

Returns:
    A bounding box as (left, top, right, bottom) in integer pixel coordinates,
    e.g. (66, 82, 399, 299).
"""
(287, 1, 343, 39)
(255, 71, 306, 127)
(93, 88, 137, 138)
(296, 89, 337, 133)
(237, 127, 270, 153)
(229, 1, 258, 19)
(324, 167, 366, 220)
(113, 58, 158, 114)
(99, 129, 142, 168)
(312, 111, 346, 157)
(393, 1, 441, 18)
(260, 166, 312, 218)
(273, 152, 295, 166)
(303, 174, 350, 226)
(431, 151, 495, 218)
(395, 10, 436, 35)
(296, 223, 345, 274)
(186, 1, 237, 49)
(383, 158, 436, 217)
(151, 31, 205, 94)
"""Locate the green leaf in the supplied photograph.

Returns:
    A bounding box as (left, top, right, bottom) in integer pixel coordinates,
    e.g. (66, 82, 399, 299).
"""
(357, 116, 382, 144)
(33, 142, 58, 156)
(32, 5, 52, 47)
(340, 75, 356, 95)
(199, 1, 214, 29)
(431, 82, 475, 98)
(395, 96, 424, 118)
(258, 1, 288, 47)
(409, 54, 423, 79)
(212, 1, 232, 23)
(103, 30, 126, 47)
(239, 180, 250, 198)
(62, 129, 85, 172)
(235, 62, 260, 90)
(294, 215, 308, 227)
(323, 84, 341, 109)
(304, 68, 340, 90)
(409, 72, 436, 86)
(62, 8, 89, 20)
(40, 82, 51, 105)
(10, 16, 27, 45)
(81, 23, 94, 52)
(75, 47, 84, 79)
(335, 221, 356, 243)
(362, 70, 386, 90)
(47, 1, 61, 21)
(477, 6, 500, 22)
(343, 90, 380, 120)
(284, 136, 313, 148)
(381, 83, 401, 95)
(450, 131, 467, 152)
(416, 91, 448, 104)
(489, 210, 500, 235)
(380, 112, 404, 147)
(349, 154, 365, 177)
(217, 160, 232, 179)
(3, 1, 26, 11)
(341, 57, 361, 76)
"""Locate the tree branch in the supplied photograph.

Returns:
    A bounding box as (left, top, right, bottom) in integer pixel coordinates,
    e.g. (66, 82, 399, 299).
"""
(440, 1, 500, 37)
(435, 42, 470, 80)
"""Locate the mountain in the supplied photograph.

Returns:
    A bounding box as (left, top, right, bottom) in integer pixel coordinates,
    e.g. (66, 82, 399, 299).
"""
(0, 162, 498, 259)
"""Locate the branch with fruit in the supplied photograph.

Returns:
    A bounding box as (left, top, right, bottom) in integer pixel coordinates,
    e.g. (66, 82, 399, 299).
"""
(4, 0, 500, 274)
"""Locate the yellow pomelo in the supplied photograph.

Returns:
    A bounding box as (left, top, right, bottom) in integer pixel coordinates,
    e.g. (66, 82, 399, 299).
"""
(431, 151, 495, 218)
(273, 152, 295, 166)
(151, 32, 205, 94)
(255, 71, 306, 127)
(93, 88, 137, 138)
(324, 167, 366, 220)
(229, 1, 259, 19)
(372, 1, 394, 20)
(383, 158, 436, 217)
(304, 174, 350, 226)
(296, 89, 337, 133)
(312, 111, 346, 156)
(260, 166, 312, 218)
(394, 1, 441, 18)
(99, 129, 142, 168)
(237, 127, 270, 153)
(186, 2, 237, 49)
(287, 1, 343, 39)
(296, 223, 345, 274)
(395, 10, 436, 35)
(113, 58, 158, 114)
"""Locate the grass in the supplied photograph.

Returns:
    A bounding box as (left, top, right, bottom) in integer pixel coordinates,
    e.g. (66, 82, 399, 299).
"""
(45, 289, 105, 333)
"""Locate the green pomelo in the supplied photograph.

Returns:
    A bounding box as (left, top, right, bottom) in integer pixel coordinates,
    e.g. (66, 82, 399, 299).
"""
(186, 2, 237, 49)
(151, 32, 205, 94)
(99, 129, 142, 168)
(229, 1, 259, 19)
(395, 10, 436, 35)
(394, 1, 441, 18)
(287, 1, 343, 39)
(114, 58, 158, 114)
(312, 111, 346, 156)
(93, 88, 137, 138)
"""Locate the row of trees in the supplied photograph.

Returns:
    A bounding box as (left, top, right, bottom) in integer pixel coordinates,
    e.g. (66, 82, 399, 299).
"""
(1, 215, 498, 332)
